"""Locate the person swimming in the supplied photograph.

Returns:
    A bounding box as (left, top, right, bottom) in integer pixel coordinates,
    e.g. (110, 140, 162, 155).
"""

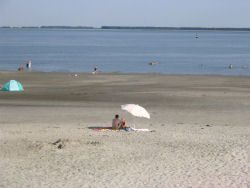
(149, 61, 159, 66)
(18, 66, 24, 71)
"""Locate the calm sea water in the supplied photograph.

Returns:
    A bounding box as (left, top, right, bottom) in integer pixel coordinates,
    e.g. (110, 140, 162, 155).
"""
(0, 29, 250, 75)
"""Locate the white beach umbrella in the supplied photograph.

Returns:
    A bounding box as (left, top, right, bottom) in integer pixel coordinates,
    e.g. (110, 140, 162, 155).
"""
(121, 104, 150, 119)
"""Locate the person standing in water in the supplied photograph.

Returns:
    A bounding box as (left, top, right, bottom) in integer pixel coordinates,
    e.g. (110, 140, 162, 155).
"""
(93, 65, 98, 74)
(26, 60, 32, 70)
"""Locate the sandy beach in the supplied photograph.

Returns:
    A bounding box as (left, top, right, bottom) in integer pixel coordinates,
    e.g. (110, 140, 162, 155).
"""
(0, 71, 249, 187)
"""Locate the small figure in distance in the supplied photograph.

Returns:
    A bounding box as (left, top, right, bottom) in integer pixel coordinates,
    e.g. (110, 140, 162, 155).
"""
(242, 65, 247, 69)
(18, 66, 24, 71)
(149, 61, 159, 66)
(112, 114, 127, 130)
(26, 60, 32, 70)
(92, 65, 98, 74)
(229, 64, 232, 69)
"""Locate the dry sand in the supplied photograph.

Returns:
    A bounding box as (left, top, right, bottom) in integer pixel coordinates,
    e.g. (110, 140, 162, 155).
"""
(0, 71, 249, 187)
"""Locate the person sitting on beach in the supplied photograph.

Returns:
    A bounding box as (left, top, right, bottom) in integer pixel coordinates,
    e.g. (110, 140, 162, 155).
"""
(121, 118, 127, 128)
(112, 114, 122, 129)
(112, 114, 127, 130)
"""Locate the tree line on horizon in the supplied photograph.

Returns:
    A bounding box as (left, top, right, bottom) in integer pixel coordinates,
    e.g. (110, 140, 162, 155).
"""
(101, 26, 250, 31)
(1, 26, 250, 31)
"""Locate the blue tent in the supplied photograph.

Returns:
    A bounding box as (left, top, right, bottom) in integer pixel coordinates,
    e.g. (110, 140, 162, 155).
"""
(2, 80, 24, 91)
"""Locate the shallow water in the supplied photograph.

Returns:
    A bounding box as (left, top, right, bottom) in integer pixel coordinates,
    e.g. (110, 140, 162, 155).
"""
(0, 29, 250, 75)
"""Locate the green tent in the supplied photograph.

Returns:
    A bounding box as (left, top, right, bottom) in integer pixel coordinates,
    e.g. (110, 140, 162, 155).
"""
(2, 80, 24, 91)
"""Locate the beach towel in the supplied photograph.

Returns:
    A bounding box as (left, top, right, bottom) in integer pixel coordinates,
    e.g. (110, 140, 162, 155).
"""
(130, 128, 153, 132)
(92, 127, 153, 132)
(93, 127, 116, 131)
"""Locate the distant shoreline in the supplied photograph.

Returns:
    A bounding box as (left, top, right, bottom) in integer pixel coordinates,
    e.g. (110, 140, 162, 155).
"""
(1, 70, 250, 78)
(1, 26, 250, 32)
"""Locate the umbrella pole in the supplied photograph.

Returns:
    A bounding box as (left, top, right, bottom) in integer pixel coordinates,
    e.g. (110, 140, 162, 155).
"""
(132, 117, 135, 129)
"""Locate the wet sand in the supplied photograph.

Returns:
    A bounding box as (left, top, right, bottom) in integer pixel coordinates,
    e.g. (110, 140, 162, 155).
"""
(0, 71, 249, 187)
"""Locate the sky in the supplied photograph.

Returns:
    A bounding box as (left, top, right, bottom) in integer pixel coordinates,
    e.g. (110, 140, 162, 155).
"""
(0, 0, 250, 27)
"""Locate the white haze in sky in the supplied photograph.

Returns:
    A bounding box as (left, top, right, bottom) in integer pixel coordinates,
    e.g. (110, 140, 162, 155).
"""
(0, 0, 250, 27)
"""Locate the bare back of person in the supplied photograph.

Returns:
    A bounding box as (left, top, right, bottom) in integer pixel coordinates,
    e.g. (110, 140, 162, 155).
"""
(112, 118, 122, 129)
